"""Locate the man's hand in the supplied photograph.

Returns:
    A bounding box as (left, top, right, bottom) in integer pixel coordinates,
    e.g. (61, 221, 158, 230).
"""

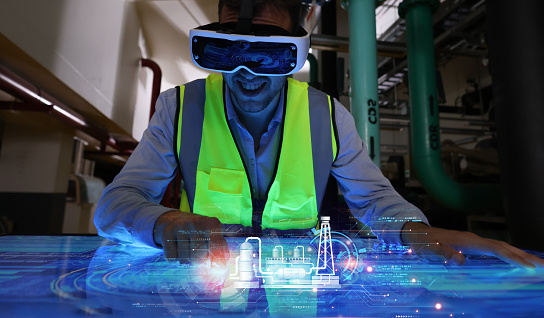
(401, 222, 544, 270)
(153, 211, 230, 264)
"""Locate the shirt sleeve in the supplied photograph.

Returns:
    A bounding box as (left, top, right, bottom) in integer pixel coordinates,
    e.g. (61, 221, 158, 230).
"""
(330, 99, 430, 245)
(94, 88, 179, 248)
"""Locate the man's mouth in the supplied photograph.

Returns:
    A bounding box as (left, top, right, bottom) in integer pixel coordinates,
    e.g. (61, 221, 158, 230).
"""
(238, 80, 266, 96)
(241, 82, 264, 90)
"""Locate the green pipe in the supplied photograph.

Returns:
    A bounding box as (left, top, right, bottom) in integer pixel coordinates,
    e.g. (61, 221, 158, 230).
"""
(399, 0, 502, 211)
(307, 53, 319, 88)
(343, 0, 381, 166)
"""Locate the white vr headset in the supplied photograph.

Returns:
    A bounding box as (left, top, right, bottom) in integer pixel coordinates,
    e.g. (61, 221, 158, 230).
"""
(189, 22, 310, 76)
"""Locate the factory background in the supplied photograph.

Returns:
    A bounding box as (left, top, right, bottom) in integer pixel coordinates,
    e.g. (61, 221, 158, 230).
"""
(0, 0, 542, 250)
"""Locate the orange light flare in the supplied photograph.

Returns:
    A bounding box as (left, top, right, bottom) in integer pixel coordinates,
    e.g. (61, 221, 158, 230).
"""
(342, 258, 357, 269)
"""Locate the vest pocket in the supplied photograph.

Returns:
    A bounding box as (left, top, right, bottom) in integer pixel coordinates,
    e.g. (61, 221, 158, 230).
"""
(265, 196, 318, 230)
(194, 167, 248, 225)
(208, 167, 244, 194)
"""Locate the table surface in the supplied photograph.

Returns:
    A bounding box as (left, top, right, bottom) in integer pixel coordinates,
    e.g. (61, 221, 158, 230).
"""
(1, 234, 544, 318)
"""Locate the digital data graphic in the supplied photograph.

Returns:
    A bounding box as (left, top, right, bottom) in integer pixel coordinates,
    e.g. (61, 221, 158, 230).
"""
(1, 233, 544, 317)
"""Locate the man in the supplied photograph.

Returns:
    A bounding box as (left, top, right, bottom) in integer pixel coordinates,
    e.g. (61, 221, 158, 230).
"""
(95, 0, 544, 270)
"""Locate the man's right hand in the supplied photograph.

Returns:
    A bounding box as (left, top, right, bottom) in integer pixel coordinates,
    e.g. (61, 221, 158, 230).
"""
(153, 211, 230, 265)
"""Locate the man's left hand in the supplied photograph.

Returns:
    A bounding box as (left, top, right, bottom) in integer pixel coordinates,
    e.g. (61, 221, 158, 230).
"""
(401, 222, 544, 270)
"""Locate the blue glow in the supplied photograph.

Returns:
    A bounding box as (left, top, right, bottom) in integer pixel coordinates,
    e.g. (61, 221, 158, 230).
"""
(1, 235, 544, 317)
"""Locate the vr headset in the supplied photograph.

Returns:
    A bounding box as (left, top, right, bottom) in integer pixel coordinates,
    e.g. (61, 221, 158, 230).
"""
(189, 1, 310, 76)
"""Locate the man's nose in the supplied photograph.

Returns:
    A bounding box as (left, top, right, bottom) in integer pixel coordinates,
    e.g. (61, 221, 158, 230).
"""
(236, 67, 259, 80)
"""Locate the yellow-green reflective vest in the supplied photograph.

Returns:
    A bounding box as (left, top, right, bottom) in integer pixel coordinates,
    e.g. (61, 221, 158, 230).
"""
(174, 74, 337, 230)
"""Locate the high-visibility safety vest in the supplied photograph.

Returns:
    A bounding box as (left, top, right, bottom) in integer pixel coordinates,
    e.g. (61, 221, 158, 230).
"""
(174, 74, 338, 230)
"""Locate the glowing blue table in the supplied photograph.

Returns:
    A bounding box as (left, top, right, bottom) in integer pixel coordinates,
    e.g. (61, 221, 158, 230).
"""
(1, 235, 543, 317)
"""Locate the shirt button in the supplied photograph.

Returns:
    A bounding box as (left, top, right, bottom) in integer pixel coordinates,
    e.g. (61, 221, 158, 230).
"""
(251, 159, 255, 165)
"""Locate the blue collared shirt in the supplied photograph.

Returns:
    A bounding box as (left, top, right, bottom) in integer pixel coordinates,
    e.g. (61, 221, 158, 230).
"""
(223, 86, 284, 200)
(95, 81, 428, 248)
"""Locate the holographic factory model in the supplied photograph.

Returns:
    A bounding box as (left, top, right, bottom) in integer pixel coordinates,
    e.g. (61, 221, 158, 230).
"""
(229, 216, 341, 289)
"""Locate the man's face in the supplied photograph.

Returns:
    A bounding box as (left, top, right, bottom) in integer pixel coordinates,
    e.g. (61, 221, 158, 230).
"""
(220, 5, 292, 113)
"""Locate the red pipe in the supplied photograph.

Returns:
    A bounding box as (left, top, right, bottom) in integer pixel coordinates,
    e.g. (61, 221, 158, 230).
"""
(0, 64, 135, 152)
(141, 59, 162, 120)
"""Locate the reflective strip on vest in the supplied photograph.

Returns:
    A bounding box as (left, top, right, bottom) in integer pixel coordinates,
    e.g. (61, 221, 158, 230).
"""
(261, 78, 317, 229)
(175, 74, 337, 230)
(193, 74, 253, 226)
(175, 85, 192, 213)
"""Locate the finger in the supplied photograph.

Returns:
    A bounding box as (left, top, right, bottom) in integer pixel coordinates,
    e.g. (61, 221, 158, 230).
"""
(163, 228, 178, 260)
(213, 235, 230, 265)
(517, 252, 544, 269)
(496, 241, 544, 269)
(485, 240, 537, 270)
(177, 229, 191, 264)
(191, 234, 210, 264)
(207, 218, 230, 265)
(437, 232, 541, 269)
(418, 241, 465, 265)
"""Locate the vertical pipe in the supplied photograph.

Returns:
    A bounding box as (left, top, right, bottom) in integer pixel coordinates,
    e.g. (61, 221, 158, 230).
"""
(141, 58, 162, 120)
(399, 0, 501, 211)
(319, 0, 341, 219)
(307, 53, 319, 88)
(73, 138, 85, 175)
(486, 1, 544, 249)
(346, 0, 381, 165)
(321, 0, 339, 99)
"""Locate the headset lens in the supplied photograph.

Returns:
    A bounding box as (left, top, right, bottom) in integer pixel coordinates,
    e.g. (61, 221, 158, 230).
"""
(192, 36, 298, 75)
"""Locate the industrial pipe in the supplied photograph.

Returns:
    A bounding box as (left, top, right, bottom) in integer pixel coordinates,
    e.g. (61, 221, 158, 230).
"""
(343, 0, 382, 165)
(141, 58, 162, 120)
(310, 34, 486, 58)
(321, 0, 339, 99)
(0, 64, 130, 151)
(307, 53, 319, 88)
(398, 0, 502, 212)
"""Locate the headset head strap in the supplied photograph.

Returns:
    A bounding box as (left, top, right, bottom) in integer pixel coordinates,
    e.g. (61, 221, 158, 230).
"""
(236, 0, 256, 34)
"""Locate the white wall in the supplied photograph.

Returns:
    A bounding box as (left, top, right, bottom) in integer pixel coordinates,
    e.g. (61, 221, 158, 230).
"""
(135, 1, 212, 91)
(0, 0, 148, 138)
(0, 122, 73, 193)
